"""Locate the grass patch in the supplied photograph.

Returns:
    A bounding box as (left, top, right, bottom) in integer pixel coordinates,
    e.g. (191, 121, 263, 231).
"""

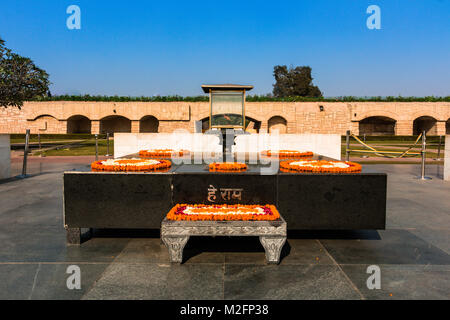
(11, 138, 83, 144)
(34, 139, 113, 156)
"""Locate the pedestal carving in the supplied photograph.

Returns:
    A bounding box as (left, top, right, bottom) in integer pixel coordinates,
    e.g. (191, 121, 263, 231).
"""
(260, 236, 286, 264)
(161, 217, 287, 264)
(161, 236, 190, 263)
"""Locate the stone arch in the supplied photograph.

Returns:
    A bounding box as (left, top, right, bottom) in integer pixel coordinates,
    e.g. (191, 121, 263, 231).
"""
(67, 115, 91, 134)
(244, 116, 261, 133)
(359, 116, 396, 135)
(446, 118, 450, 135)
(100, 115, 131, 134)
(268, 116, 287, 134)
(31, 114, 62, 133)
(199, 116, 210, 133)
(32, 114, 58, 121)
(410, 111, 443, 122)
(413, 116, 438, 135)
(354, 110, 400, 122)
(140, 115, 159, 133)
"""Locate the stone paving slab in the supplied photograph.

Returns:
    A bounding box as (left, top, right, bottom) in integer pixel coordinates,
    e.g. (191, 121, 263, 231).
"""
(340, 264, 450, 300)
(409, 227, 450, 255)
(223, 264, 362, 300)
(0, 264, 39, 300)
(83, 263, 224, 300)
(320, 229, 450, 265)
(114, 238, 226, 264)
(0, 224, 129, 263)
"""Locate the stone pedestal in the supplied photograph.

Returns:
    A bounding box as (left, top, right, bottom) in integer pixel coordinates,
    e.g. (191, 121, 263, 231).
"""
(161, 217, 287, 264)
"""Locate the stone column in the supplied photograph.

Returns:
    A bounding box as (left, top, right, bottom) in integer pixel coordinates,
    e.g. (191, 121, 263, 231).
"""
(286, 122, 296, 134)
(396, 120, 413, 135)
(444, 135, 450, 181)
(91, 120, 100, 134)
(436, 121, 446, 136)
(350, 121, 359, 135)
(260, 122, 268, 134)
(59, 120, 67, 134)
(131, 120, 140, 133)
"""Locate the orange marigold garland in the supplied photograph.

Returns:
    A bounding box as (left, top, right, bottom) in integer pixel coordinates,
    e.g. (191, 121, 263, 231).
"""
(166, 204, 280, 221)
(139, 149, 188, 157)
(208, 162, 248, 172)
(280, 159, 362, 173)
(261, 150, 313, 158)
(91, 158, 171, 172)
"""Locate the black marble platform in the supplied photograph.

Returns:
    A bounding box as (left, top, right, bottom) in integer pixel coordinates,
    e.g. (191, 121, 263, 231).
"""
(63, 153, 386, 236)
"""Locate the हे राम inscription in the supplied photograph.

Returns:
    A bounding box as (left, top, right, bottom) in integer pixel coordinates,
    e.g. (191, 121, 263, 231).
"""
(207, 184, 243, 202)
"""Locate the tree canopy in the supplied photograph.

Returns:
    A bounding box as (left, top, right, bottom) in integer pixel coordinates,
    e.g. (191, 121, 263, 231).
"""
(272, 65, 322, 98)
(0, 37, 50, 108)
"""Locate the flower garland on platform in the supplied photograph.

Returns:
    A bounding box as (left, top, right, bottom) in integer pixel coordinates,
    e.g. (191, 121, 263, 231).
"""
(166, 204, 280, 221)
(261, 150, 313, 158)
(91, 158, 171, 172)
(280, 160, 362, 173)
(208, 162, 248, 172)
(139, 149, 188, 157)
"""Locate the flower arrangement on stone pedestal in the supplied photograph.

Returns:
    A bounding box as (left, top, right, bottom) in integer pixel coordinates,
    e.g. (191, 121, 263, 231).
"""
(166, 204, 280, 221)
(280, 160, 362, 173)
(208, 162, 247, 172)
(91, 158, 171, 172)
(139, 149, 189, 157)
(261, 150, 313, 158)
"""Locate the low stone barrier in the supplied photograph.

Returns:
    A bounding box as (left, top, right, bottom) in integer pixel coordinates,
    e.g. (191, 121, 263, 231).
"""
(0, 135, 11, 180)
(233, 133, 341, 160)
(114, 132, 221, 158)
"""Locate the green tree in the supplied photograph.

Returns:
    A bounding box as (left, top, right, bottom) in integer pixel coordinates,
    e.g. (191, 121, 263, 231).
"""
(0, 37, 50, 108)
(272, 65, 322, 98)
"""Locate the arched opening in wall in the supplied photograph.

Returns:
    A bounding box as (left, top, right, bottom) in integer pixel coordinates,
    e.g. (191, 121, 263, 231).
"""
(446, 119, 450, 134)
(100, 115, 131, 134)
(244, 116, 261, 133)
(32, 115, 60, 133)
(67, 115, 91, 134)
(359, 116, 396, 135)
(140, 116, 159, 133)
(201, 117, 210, 133)
(199, 116, 261, 133)
(413, 116, 437, 135)
(268, 116, 287, 134)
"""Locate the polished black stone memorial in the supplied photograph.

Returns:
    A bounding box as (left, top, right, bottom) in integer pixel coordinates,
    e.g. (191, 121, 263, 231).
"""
(63, 152, 386, 243)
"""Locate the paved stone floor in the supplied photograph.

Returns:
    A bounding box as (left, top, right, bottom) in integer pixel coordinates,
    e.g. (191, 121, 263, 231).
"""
(0, 159, 449, 299)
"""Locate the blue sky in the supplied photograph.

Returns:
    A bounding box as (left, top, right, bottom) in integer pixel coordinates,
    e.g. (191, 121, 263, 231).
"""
(1, 0, 449, 97)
